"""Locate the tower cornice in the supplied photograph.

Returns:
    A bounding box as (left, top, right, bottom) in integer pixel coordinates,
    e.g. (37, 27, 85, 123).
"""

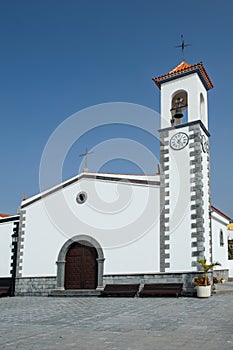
(158, 119, 210, 137)
(153, 61, 214, 91)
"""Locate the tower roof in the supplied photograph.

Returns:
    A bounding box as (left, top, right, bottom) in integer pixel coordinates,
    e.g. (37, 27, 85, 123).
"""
(153, 61, 214, 91)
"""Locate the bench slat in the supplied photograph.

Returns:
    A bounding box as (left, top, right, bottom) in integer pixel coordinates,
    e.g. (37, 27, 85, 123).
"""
(99, 283, 183, 298)
(0, 286, 11, 297)
(100, 284, 140, 297)
(139, 283, 183, 298)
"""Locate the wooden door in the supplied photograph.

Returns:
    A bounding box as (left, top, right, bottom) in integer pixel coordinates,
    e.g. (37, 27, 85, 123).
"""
(65, 242, 97, 289)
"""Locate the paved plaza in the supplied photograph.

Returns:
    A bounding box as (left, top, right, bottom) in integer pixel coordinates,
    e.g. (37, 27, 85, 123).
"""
(0, 294, 233, 350)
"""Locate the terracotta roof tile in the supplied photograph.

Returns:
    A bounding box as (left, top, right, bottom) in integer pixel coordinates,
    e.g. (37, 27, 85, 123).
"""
(169, 61, 192, 73)
(153, 61, 213, 91)
(0, 213, 11, 218)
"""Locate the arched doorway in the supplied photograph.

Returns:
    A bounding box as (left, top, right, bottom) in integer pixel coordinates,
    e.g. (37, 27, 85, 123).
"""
(65, 242, 97, 289)
(56, 235, 105, 290)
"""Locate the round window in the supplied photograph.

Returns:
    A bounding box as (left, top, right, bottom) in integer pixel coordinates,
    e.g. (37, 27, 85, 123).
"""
(76, 191, 87, 204)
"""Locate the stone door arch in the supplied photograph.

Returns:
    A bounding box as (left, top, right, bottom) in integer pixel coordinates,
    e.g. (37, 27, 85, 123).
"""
(56, 235, 105, 290)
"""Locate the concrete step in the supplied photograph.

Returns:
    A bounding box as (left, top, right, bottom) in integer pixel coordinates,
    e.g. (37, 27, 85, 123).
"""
(48, 289, 101, 297)
(213, 282, 233, 295)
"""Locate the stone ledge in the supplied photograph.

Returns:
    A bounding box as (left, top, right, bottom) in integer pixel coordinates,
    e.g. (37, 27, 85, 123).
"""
(49, 290, 101, 297)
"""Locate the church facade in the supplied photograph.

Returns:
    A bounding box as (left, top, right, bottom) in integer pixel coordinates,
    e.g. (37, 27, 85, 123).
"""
(0, 61, 231, 296)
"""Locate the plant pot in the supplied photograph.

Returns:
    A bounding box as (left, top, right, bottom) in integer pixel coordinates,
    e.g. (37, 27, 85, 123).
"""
(196, 285, 211, 298)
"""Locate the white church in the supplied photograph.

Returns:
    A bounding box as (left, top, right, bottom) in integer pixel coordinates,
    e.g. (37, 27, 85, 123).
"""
(0, 61, 232, 296)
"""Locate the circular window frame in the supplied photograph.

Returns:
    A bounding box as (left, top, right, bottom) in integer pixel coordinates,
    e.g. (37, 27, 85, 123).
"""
(76, 191, 87, 204)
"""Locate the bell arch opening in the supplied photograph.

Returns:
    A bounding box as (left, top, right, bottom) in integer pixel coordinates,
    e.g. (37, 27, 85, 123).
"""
(200, 93, 206, 124)
(170, 90, 188, 126)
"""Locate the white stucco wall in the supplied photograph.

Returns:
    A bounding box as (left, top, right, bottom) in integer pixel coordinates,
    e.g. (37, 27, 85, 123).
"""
(228, 260, 233, 278)
(161, 73, 208, 129)
(167, 125, 193, 271)
(164, 124, 211, 272)
(211, 210, 229, 270)
(0, 220, 13, 277)
(21, 174, 160, 277)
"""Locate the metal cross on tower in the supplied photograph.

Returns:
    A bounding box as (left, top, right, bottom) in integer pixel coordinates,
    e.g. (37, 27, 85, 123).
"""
(79, 148, 94, 171)
(175, 34, 191, 59)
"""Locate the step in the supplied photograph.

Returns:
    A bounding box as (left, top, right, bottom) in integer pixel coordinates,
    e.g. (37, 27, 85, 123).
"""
(213, 282, 233, 295)
(49, 289, 101, 297)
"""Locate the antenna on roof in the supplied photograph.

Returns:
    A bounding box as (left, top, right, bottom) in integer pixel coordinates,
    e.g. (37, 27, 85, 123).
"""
(175, 34, 191, 60)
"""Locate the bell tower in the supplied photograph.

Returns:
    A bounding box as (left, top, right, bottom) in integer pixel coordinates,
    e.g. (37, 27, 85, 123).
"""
(153, 61, 214, 273)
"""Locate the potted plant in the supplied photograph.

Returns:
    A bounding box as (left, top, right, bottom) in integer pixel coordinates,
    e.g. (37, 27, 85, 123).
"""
(194, 258, 221, 298)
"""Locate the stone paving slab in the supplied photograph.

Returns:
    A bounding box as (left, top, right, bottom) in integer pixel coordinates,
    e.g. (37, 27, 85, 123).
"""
(0, 295, 233, 349)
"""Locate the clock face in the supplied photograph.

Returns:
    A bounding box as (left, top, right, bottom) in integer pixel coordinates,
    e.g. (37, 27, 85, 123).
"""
(201, 135, 208, 153)
(170, 132, 189, 150)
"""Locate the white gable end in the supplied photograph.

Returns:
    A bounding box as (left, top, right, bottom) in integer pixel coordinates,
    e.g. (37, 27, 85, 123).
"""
(21, 173, 161, 277)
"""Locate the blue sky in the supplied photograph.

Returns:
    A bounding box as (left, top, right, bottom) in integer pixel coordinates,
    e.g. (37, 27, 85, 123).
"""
(0, 0, 233, 217)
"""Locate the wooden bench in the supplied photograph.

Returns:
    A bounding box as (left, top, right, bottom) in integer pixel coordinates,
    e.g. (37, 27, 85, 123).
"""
(0, 286, 11, 298)
(99, 284, 140, 297)
(139, 283, 183, 298)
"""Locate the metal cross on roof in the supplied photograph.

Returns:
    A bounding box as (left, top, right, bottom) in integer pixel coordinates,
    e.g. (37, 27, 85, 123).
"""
(175, 34, 191, 59)
(79, 148, 94, 171)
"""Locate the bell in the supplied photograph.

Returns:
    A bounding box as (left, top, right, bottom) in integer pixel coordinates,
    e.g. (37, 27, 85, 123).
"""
(173, 108, 183, 119)
(171, 98, 184, 120)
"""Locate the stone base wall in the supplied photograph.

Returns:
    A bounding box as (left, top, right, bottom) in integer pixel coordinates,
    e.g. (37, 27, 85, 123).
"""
(14, 271, 226, 297)
(103, 271, 213, 296)
(15, 276, 57, 296)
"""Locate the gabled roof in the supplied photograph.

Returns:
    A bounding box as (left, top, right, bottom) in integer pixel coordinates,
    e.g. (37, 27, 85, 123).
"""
(153, 61, 214, 91)
(21, 171, 160, 208)
(0, 214, 20, 223)
(211, 205, 231, 222)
